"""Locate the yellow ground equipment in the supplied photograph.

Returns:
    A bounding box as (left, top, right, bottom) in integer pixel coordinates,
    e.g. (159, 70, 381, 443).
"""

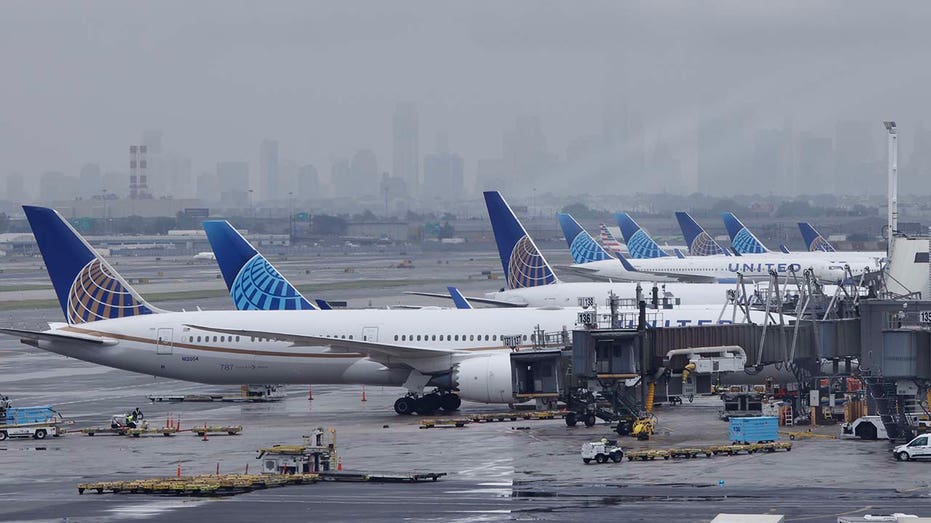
(631, 417, 655, 440)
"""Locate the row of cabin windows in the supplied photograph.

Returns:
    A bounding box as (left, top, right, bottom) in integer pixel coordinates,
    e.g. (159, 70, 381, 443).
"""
(187, 335, 241, 343)
(392, 334, 530, 343)
(186, 334, 354, 344)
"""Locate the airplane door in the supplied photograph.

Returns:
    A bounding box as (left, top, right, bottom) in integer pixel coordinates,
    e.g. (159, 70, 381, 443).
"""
(362, 327, 378, 342)
(156, 328, 173, 355)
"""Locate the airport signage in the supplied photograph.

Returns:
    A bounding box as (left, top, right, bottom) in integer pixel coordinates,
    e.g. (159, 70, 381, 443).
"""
(920, 310, 931, 324)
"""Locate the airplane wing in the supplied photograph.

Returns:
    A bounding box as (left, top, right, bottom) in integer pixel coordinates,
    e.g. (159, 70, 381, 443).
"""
(0, 328, 117, 346)
(403, 291, 527, 308)
(184, 324, 467, 361)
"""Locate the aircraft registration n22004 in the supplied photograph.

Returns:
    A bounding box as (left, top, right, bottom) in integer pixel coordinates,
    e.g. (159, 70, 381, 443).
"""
(2, 205, 773, 415)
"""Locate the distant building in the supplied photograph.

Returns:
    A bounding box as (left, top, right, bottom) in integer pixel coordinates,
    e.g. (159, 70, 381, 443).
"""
(102, 172, 126, 198)
(330, 158, 351, 198)
(196, 171, 218, 203)
(423, 152, 464, 200)
(5, 172, 27, 202)
(163, 154, 192, 199)
(332, 149, 380, 198)
(39, 171, 79, 203)
(296, 164, 320, 199)
(216, 161, 250, 207)
(797, 133, 833, 194)
(78, 163, 102, 199)
(393, 102, 419, 196)
(835, 121, 880, 196)
(503, 116, 558, 193)
(260, 139, 279, 201)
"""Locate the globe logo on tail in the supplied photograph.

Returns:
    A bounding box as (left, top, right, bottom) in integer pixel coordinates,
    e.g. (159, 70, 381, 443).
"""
(230, 255, 315, 310)
(627, 230, 666, 258)
(809, 236, 833, 252)
(66, 259, 151, 324)
(690, 232, 723, 256)
(731, 229, 766, 254)
(507, 236, 556, 289)
(569, 233, 611, 263)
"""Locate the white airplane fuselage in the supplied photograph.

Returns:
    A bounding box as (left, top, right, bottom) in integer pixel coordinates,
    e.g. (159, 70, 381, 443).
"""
(484, 281, 735, 308)
(29, 306, 766, 405)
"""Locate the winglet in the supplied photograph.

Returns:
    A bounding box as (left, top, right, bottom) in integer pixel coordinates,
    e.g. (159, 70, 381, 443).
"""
(614, 213, 669, 258)
(314, 299, 333, 310)
(483, 191, 558, 289)
(798, 222, 836, 252)
(675, 211, 727, 256)
(203, 220, 317, 310)
(780, 244, 791, 254)
(722, 212, 768, 254)
(447, 286, 473, 310)
(673, 248, 686, 259)
(556, 213, 612, 263)
(23, 205, 159, 324)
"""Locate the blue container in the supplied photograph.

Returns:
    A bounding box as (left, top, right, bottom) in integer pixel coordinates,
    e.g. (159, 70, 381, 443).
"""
(728, 416, 778, 443)
(4, 406, 56, 425)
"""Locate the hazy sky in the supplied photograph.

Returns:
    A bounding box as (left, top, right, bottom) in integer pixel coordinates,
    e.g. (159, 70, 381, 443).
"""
(3, 1, 931, 190)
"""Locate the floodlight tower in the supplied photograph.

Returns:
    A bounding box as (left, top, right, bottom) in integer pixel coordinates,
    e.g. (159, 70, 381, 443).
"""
(883, 120, 898, 245)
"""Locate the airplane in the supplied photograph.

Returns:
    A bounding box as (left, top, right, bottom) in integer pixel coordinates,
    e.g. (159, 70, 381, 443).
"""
(799, 222, 835, 252)
(558, 212, 853, 284)
(598, 224, 624, 256)
(615, 213, 670, 259)
(722, 213, 883, 273)
(192, 251, 216, 261)
(4, 206, 765, 418)
(675, 212, 728, 257)
(412, 193, 743, 308)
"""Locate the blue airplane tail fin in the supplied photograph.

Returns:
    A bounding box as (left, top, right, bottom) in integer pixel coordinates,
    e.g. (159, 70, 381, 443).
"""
(556, 213, 612, 264)
(447, 286, 473, 309)
(722, 212, 768, 254)
(673, 248, 686, 259)
(798, 222, 836, 252)
(23, 205, 158, 324)
(483, 191, 558, 289)
(614, 213, 669, 258)
(780, 244, 791, 254)
(203, 220, 316, 310)
(675, 211, 726, 256)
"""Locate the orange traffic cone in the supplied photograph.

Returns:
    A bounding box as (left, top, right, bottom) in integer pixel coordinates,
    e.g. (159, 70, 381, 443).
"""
(202, 424, 208, 442)
(177, 416, 181, 432)
(337, 457, 343, 471)
(308, 385, 314, 401)
(361, 386, 367, 402)
(176, 462, 181, 477)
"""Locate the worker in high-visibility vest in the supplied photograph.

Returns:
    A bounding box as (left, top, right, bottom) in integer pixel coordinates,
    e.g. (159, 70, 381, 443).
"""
(681, 362, 697, 384)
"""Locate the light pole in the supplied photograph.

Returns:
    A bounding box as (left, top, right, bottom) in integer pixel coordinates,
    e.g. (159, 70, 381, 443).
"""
(248, 189, 255, 228)
(288, 191, 294, 245)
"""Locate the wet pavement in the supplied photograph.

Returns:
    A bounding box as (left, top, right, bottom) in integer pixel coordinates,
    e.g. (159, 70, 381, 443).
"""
(0, 252, 929, 522)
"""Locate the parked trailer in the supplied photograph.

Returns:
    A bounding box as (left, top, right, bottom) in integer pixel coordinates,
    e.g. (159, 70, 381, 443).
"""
(625, 442, 792, 461)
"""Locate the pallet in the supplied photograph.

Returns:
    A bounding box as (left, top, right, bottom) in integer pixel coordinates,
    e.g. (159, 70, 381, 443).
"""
(191, 425, 243, 436)
(77, 474, 319, 496)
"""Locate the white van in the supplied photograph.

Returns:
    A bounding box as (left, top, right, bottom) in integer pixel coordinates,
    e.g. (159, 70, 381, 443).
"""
(893, 434, 931, 461)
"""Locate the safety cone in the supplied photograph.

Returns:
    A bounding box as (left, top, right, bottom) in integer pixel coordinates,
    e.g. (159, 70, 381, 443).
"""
(361, 386, 367, 402)
(202, 424, 208, 442)
(216, 462, 220, 476)
(177, 416, 181, 432)
(245, 463, 249, 475)
(308, 385, 313, 401)
(176, 462, 181, 477)
(337, 457, 343, 471)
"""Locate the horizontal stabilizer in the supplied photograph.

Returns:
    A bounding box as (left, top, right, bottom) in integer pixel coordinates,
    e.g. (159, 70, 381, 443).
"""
(0, 328, 117, 346)
(447, 286, 473, 310)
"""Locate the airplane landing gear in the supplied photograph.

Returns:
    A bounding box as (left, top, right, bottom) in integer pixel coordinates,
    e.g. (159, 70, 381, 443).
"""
(394, 391, 461, 415)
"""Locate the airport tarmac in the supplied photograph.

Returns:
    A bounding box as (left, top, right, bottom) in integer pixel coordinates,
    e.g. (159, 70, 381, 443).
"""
(1, 252, 930, 522)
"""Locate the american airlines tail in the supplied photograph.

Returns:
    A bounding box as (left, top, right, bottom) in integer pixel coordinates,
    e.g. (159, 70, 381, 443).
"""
(798, 222, 836, 252)
(722, 212, 769, 254)
(598, 224, 623, 255)
(614, 213, 669, 258)
(23, 205, 162, 325)
(556, 212, 613, 264)
(675, 211, 727, 256)
(483, 191, 558, 289)
(202, 220, 317, 310)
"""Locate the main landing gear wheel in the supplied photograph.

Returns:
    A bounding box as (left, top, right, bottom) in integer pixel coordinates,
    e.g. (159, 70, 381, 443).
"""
(415, 394, 441, 415)
(440, 394, 461, 412)
(394, 396, 416, 415)
(565, 412, 578, 427)
(583, 413, 597, 427)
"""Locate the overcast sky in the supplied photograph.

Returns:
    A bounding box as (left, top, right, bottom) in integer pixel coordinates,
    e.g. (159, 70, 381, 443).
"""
(3, 1, 931, 192)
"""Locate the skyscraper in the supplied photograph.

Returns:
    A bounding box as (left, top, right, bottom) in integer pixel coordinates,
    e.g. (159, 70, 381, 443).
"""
(78, 163, 102, 199)
(393, 102, 419, 196)
(260, 139, 279, 202)
(423, 135, 464, 201)
(217, 161, 250, 207)
(296, 164, 320, 199)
